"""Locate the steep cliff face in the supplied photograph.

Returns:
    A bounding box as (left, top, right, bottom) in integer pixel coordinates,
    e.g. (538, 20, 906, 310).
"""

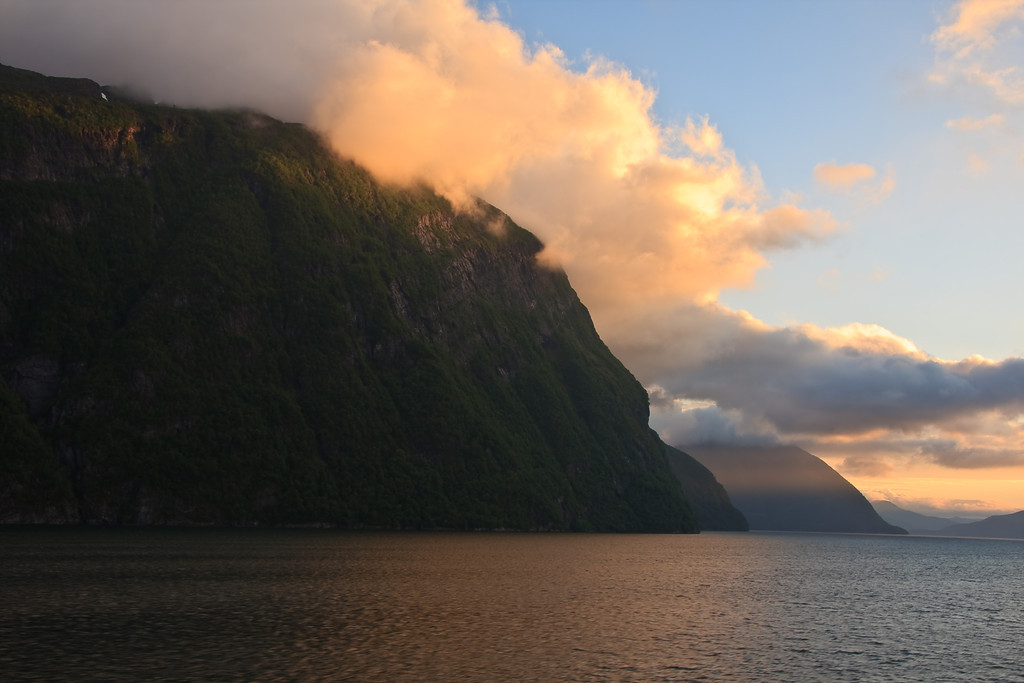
(0, 64, 697, 531)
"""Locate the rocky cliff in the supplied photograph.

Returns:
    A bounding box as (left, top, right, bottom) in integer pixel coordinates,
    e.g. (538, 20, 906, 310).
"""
(0, 63, 715, 531)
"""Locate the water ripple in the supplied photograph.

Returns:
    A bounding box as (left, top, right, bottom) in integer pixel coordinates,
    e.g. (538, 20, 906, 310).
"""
(1, 529, 1022, 680)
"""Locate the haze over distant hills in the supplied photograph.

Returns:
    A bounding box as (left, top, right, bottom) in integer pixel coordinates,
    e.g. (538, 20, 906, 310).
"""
(874, 501, 1024, 539)
(931, 511, 1024, 540)
(685, 445, 906, 534)
(0, 63, 749, 531)
(871, 500, 977, 533)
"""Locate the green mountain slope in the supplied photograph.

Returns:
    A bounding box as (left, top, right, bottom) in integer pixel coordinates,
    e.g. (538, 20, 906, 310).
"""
(0, 63, 702, 531)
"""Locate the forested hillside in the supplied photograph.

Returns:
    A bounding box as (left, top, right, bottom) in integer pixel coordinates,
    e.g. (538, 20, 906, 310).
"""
(0, 64, 734, 531)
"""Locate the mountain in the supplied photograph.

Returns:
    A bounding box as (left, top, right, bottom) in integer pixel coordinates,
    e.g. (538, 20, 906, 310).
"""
(871, 500, 977, 533)
(929, 511, 1024, 540)
(0, 63, 725, 531)
(664, 445, 748, 531)
(683, 445, 906, 534)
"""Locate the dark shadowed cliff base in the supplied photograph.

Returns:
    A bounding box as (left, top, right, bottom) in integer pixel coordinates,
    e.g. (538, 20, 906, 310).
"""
(0, 63, 750, 532)
(665, 445, 748, 531)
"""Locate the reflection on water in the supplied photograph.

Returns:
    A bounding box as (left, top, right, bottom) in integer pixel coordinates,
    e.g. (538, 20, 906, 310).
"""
(1, 528, 1022, 680)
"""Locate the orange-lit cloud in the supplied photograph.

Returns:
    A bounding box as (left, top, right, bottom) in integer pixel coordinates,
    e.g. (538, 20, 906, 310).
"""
(813, 161, 877, 191)
(931, 0, 1024, 105)
(308, 5, 838, 316)
(800, 322, 925, 357)
(946, 113, 1006, 131)
(813, 161, 895, 204)
(931, 0, 1024, 58)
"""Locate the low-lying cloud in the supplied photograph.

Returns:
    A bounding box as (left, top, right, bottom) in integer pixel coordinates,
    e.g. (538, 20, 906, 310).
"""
(644, 302, 1024, 470)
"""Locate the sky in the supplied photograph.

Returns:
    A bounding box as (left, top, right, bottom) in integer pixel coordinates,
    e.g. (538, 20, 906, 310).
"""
(2, 0, 1022, 517)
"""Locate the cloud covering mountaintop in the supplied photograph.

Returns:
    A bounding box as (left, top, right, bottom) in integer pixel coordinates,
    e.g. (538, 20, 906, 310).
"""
(3, 0, 1023, 513)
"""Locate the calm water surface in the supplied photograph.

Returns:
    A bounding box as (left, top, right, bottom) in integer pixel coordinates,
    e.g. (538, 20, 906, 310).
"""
(1, 528, 1022, 681)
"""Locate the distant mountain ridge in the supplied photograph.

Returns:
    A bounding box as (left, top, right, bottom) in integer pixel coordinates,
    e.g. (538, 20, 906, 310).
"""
(0, 62, 745, 531)
(874, 501, 1024, 539)
(871, 500, 977, 532)
(683, 445, 906, 534)
(932, 511, 1024, 539)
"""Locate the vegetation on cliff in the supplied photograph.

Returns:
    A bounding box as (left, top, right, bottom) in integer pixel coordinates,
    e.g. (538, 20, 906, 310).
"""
(0, 64, 710, 531)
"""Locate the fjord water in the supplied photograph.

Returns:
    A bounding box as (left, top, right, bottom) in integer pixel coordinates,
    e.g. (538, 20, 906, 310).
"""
(2, 530, 1021, 681)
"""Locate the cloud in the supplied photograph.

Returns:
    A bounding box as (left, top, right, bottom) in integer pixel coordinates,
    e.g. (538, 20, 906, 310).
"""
(931, 0, 1024, 58)
(650, 404, 779, 449)
(0, 0, 371, 123)
(932, 0, 1023, 174)
(309, 12, 840, 312)
(812, 161, 895, 204)
(968, 152, 993, 173)
(921, 439, 1024, 468)
(635, 302, 1024, 468)
(813, 161, 877, 191)
(838, 455, 894, 477)
(930, 0, 1024, 106)
(683, 331, 1022, 436)
(806, 426, 1024, 470)
(946, 113, 1007, 131)
(865, 170, 897, 204)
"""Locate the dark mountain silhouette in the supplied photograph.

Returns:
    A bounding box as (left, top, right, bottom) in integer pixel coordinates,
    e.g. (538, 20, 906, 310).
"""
(871, 500, 977, 533)
(683, 445, 906, 534)
(929, 510, 1024, 540)
(665, 445, 747, 531)
(0, 63, 743, 531)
